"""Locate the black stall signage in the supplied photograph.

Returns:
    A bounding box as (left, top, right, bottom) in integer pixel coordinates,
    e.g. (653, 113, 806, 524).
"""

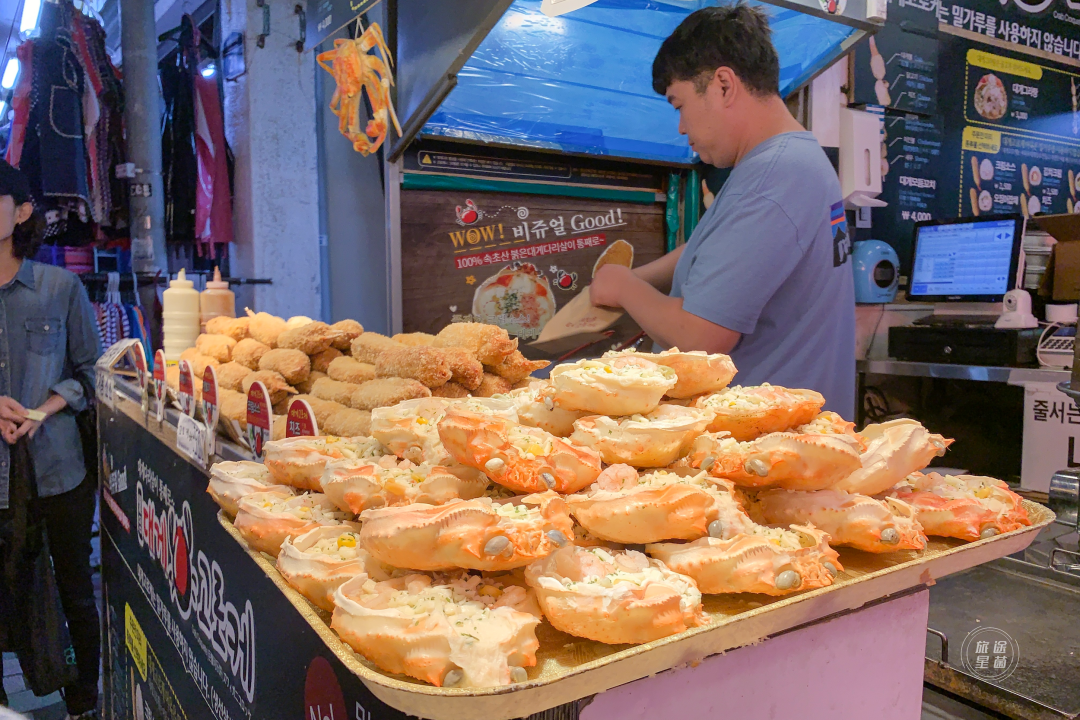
(853, 0, 939, 114)
(878, 112, 945, 271)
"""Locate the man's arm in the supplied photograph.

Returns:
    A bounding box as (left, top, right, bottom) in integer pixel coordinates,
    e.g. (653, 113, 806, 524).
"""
(632, 245, 685, 293)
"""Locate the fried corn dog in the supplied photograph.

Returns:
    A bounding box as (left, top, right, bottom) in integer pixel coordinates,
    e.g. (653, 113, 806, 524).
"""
(218, 388, 249, 427)
(196, 334, 236, 363)
(245, 310, 288, 347)
(276, 322, 341, 355)
(166, 364, 180, 392)
(233, 338, 272, 371)
(273, 397, 292, 416)
(311, 377, 362, 407)
(310, 347, 343, 374)
(323, 407, 372, 437)
(291, 394, 342, 426)
(350, 333, 402, 364)
(486, 351, 550, 384)
(179, 348, 219, 379)
(258, 348, 311, 385)
(438, 347, 484, 390)
(431, 381, 470, 398)
(330, 319, 364, 351)
(327, 356, 377, 385)
(294, 371, 327, 395)
(391, 332, 436, 347)
(474, 372, 513, 397)
(205, 316, 250, 341)
(272, 415, 287, 441)
(433, 322, 517, 365)
(242, 370, 297, 405)
(215, 362, 253, 392)
(375, 346, 453, 388)
(350, 378, 431, 411)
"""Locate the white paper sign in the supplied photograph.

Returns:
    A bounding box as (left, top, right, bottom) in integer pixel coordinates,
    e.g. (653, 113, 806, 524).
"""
(1021, 381, 1080, 492)
(176, 413, 209, 467)
(95, 367, 116, 410)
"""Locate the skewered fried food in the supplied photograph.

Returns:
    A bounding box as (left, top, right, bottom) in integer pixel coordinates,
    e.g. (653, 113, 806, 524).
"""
(475, 373, 512, 397)
(277, 321, 341, 355)
(330, 319, 364, 350)
(245, 309, 289, 347)
(295, 371, 327, 394)
(323, 407, 373, 437)
(291, 394, 342, 426)
(434, 322, 517, 365)
(259, 348, 312, 385)
(215, 362, 253, 393)
(286, 316, 314, 329)
(196, 333, 237, 363)
(218, 388, 249, 427)
(179, 347, 219, 379)
(351, 378, 431, 411)
(327, 356, 377, 385)
(351, 332, 402, 364)
(233, 338, 272, 370)
(439, 347, 484, 390)
(205, 316, 250, 341)
(432, 381, 470, 398)
(312, 377, 362, 406)
(243, 370, 297, 405)
(392, 332, 436, 347)
(486, 351, 550, 385)
(376, 346, 452, 388)
(310, 347, 343, 373)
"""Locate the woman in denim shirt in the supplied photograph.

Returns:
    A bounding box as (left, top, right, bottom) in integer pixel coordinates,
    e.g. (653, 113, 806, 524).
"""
(0, 161, 101, 719)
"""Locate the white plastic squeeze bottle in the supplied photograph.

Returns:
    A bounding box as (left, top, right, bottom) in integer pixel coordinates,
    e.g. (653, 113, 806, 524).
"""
(200, 266, 236, 330)
(163, 268, 201, 361)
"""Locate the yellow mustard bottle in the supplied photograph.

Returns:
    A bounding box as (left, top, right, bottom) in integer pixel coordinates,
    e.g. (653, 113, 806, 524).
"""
(163, 268, 200, 362)
(200, 266, 236, 331)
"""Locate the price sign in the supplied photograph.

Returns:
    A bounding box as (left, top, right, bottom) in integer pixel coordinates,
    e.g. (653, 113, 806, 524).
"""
(95, 367, 116, 410)
(132, 341, 149, 415)
(246, 381, 273, 460)
(286, 398, 319, 438)
(176, 413, 209, 467)
(177, 360, 197, 417)
(201, 365, 220, 460)
(153, 350, 167, 423)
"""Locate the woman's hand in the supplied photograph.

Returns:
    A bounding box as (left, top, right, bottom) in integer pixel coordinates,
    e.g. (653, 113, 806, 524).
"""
(0, 396, 27, 424)
(0, 419, 19, 444)
(10, 393, 68, 441)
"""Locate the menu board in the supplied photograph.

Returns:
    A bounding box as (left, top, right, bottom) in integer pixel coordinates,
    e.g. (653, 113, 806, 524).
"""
(853, 0, 938, 114)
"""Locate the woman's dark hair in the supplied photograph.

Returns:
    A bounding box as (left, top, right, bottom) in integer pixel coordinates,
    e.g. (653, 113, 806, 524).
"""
(11, 208, 45, 260)
(652, 3, 780, 98)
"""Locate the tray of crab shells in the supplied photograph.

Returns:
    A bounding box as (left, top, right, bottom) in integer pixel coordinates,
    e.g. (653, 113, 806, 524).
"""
(206, 348, 1054, 720)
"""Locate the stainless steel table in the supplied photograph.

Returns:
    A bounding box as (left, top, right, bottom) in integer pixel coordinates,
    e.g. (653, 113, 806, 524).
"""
(857, 359, 1069, 385)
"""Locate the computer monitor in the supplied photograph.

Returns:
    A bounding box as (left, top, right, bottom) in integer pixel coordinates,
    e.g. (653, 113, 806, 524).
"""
(907, 214, 1025, 303)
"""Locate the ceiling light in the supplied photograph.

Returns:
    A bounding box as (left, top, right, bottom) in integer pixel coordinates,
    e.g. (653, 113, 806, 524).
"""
(20, 0, 42, 34)
(200, 63, 216, 78)
(1, 59, 19, 90)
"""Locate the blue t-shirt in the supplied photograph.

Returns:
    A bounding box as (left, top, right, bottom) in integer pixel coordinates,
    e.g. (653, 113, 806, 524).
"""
(671, 131, 856, 418)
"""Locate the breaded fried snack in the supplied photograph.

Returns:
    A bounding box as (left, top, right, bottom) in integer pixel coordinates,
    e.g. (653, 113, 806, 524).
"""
(486, 351, 550, 385)
(434, 322, 517, 365)
(327, 356, 377, 385)
(215, 362, 253, 393)
(312, 377, 362, 407)
(376, 346, 452, 388)
(323, 407, 373, 438)
(330, 319, 364, 351)
(242, 370, 297, 405)
(351, 378, 431, 411)
(291, 394, 342, 426)
(439, 347, 484, 390)
(391, 332, 436, 347)
(351, 333, 402, 364)
(245, 309, 289, 347)
(294, 371, 327, 395)
(233, 338, 272, 371)
(179, 348, 219, 379)
(196, 333, 236, 363)
(286, 316, 314, 330)
(218, 388, 249, 426)
(277, 321, 341, 355)
(432, 382, 470, 399)
(259, 348, 312, 385)
(475, 373, 512, 397)
(206, 316, 250, 341)
(310, 347, 343, 374)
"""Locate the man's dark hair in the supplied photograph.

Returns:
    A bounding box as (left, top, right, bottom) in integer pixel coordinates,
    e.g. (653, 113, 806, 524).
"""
(11, 209, 45, 260)
(652, 3, 780, 98)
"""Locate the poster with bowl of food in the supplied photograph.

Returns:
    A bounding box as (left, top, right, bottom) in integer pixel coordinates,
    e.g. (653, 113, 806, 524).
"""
(472, 262, 558, 340)
(973, 74, 1008, 120)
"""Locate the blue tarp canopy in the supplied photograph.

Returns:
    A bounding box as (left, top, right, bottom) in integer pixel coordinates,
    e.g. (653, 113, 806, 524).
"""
(421, 0, 862, 163)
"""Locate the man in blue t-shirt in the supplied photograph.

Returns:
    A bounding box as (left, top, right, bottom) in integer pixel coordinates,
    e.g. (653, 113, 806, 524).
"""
(590, 3, 856, 418)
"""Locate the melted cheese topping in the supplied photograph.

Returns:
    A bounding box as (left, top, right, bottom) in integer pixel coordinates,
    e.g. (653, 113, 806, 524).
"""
(507, 425, 555, 459)
(357, 573, 529, 619)
(556, 358, 674, 385)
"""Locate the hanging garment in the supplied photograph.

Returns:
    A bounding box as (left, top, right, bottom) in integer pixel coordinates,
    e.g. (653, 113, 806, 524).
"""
(193, 71, 233, 255)
(161, 20, 198, 247)
(32, 29, 90, 204)
(4, 42, 34, 168)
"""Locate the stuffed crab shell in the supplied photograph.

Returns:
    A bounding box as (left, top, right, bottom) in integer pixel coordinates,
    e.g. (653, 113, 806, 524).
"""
(796, 411, 866, 451)
(887, 472, 1030, 541)
(680, 431, 862, 491)
(693, 384, 825, 441)
(832, 419, 953, 497)
(332, 572, 542, 688)
(208, 460, 295, 516)
(565, 465, 754, 544)
(371, 396, 518, 464)
(234, 492, 350, 555)
(264, 435, 388, 491)
(605, 348, 736, 398)
(321, 456, 488, 514)
(751, 489, 926, 553)
(359, 493, 574, 571)
(510, 382, 589, 437)
(549, 356, 677, 416)
(569, 405, 713, 467)
(438, 408, 602, 494)
(277, 526, 390, 611)
(524, 545, 706, 644)
(647, 524, 841, 596)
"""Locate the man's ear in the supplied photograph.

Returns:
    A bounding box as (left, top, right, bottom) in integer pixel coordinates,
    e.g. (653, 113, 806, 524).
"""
(713, 67, 739, 106)
(14, 202, 33, 225)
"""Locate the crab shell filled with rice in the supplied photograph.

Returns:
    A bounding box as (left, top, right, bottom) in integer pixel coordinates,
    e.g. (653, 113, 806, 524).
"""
(234, 491, 351, 555)
(276, 525, 388, 611)
(692, 384, 825, 441)
(510, 382, 589, 438)
(359, 492, 574, 571)
(331, 572, 542, 688)
(208, 460, 295, 516)
(320, 456, 488, 514)
(263, 435, 387, 491)
(569, 404, 714, 468)
(887, 472, 1030, 541)
(604, 347, 736, 399)
(371, 396, 519, 464)
(524, 545, 707, 644)
(549, 356, 677, 417)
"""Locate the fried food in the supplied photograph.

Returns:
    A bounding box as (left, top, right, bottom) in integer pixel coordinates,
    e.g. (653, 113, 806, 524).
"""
(277, 321, 341, 355)
(550, 356, 676, 415)
(205, 316, 250, 341)
(215, 362, 253, 393)
(196, 334, 237, 363)
(287, 316, 314, 329)
(376, 346, 452, 388)
(432, 381, 470, 398)
(273, 415, 287, 441)
(592, 238, 634, 277)
(245, 309, 289, 347)
(392, 332, 436, 347)
(323, 407, 373, 438)
(218, 388, 249, 426)
(486, 351, 550, 385)
(327, 356, 377, 385)
(474, 373, 512, 397)
(232, 338, 272, 371)
(351, 332, 402, 364)
(330, 319, 364, 351)
(277, 526, 388, 612)
(350, 378, 431, 411)
(242, 370, 297, 406)
(434, 322, 517, 365)
(294, 371, 327, 394)
(312, 377, 362, 406)
(291, 394, 342, 426)
(179, 347, 219, 379)
(310, 347, 343, 373)
(273, 397, 293, 417)
(258, 348, 312, 385)
(440, 347, 484, 390)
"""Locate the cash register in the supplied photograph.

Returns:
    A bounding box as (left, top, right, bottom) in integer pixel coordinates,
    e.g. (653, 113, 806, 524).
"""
(888, 214, 1041, 365)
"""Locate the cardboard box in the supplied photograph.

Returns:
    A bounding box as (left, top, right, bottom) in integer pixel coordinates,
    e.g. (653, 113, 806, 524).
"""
(1032, 213, 1080, 301)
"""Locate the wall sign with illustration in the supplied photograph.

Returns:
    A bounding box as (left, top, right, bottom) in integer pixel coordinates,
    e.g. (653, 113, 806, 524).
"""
(399, 189, 665, 354)
(853, 0, 939, 114)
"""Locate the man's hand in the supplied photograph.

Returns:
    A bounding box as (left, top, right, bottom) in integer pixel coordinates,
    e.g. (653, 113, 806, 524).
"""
(590, 264, 639, 309)
(0, 396, 27, 425)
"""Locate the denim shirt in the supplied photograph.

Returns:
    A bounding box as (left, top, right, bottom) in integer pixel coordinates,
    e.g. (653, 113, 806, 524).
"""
(0, 260, 100, 508)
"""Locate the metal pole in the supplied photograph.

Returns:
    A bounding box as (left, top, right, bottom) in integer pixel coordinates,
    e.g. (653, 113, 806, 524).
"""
(120, 0, 167, 273)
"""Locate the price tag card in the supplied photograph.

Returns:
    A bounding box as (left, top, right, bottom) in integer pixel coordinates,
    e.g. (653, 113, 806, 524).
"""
(177, 360, 197, 417)
(176, 413, 209, 467)
(246, 381, 273, 460)
(153, 350, 167, 423)
(95, 366, 116, 410)
(286, 398, 319, 437)
(201, 365, 220, 460)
